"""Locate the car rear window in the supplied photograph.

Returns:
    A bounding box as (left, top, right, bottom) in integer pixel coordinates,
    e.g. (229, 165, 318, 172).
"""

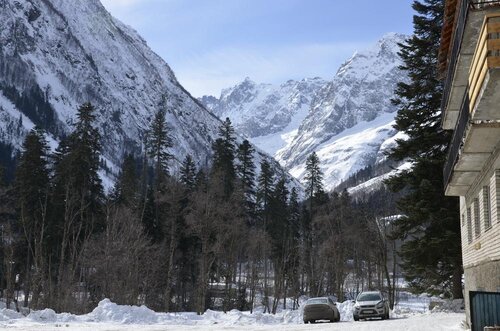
(357, 293, 382, 301)
(307, 298, 328, 304)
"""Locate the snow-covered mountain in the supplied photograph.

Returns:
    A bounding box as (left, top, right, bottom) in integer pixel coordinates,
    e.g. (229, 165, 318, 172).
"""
(0, 0, 298, 189)
(202, 77, 327, 155)
(204, 77, 326, 137)
(202, 33, 407, 191)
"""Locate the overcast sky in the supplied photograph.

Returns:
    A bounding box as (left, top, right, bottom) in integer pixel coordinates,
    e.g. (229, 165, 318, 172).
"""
(101, 0, 414, 97)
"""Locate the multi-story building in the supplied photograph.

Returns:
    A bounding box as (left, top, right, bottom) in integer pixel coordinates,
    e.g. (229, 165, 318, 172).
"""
(439, 0, 500, 330)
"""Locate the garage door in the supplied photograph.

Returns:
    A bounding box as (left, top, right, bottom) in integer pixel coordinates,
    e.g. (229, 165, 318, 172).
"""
(470, 291, 500, 331)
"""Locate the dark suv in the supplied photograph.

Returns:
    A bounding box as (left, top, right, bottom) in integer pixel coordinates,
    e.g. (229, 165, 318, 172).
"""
(303, 297, 340, 323)
(353, 291, 390, 321)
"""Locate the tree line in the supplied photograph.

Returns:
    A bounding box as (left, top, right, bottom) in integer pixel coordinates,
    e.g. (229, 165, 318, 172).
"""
(0, 103, 400, 314)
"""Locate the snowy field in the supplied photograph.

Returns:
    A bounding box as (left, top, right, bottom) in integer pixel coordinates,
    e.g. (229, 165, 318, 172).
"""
(0, 296, 465, 331)
(0, 314, 465, 331)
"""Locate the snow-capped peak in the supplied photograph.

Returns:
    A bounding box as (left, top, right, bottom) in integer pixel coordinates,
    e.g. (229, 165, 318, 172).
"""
(200, 33, 408, 191)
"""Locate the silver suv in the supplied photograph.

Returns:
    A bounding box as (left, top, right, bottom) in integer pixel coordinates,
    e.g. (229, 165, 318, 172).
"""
(353, 291, 390, 321)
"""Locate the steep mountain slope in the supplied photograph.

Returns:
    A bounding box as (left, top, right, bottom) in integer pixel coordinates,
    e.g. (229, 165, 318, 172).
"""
(278, 33, 405, 165)
(0, 0, 297, 188)
(201, 33, 407, 191)
(0, 0, 220, 170)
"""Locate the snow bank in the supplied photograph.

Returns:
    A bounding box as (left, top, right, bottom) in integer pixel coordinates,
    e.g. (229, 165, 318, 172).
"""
(0, 295, 454, 327)
(338, 300, 355, 321)
(0, 299, 350, 326)
(88, 299, 163, 324)
(0, 308, 23, 321)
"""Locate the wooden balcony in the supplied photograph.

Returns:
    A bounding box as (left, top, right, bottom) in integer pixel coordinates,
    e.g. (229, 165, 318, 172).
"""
(468, 13, 500, 115)
(440, 1, 500, 130)
(444, 13, 500, 196)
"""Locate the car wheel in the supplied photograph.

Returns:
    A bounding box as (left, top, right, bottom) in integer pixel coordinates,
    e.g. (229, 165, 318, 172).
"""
(386, 312, 390, 320)
(303, 320, 308, 324)
(310, 320, 316, 324)
(354, 316, 359, 321)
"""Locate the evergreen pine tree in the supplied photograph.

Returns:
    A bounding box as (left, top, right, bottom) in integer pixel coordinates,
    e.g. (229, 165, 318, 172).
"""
(255, 158, 275, 313)
(302, 152, 325, 296)
(144, 108, 173, 243)
(304, 152, 325, 203)
(236, 140, 256, 219)
(211, 118, 236, 197)
(256, 159, 274, 229)
(52, 102, 104, 218)
(268, 177, 289, 254)
(114, 153, 140, 208)
(146, 109, 173, 185)
(180, 155, 197, 192)
(386, 0, 462, 298)
(16, 127, 50, 223)
(142, 187, 163, 243)
(50, 102, 104, 307)
(15, 127, 51, 308)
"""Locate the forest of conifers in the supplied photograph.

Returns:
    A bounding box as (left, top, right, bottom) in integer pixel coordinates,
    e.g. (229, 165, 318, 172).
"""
(0, 102, 399, 314)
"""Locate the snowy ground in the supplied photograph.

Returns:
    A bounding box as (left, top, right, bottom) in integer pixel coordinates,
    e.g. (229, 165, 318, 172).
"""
(1, 313, 465, 331)
(0, 295, 465, 331)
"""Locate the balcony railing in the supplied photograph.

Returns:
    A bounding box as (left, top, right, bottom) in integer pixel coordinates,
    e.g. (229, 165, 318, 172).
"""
(444, 91, 470, 189)
(441, 0, 470, 115)
(470, 0, 500, 9)
(440, 0, 500, 115)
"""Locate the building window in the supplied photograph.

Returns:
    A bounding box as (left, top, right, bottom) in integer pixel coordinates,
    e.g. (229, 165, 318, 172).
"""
(483, 186, 491, 230)
(474, 198, 481, 238)
(462, 213, 465, 226)
(467, 207, 473, 244)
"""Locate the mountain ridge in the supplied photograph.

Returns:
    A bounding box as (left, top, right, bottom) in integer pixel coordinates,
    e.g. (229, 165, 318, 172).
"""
(201, 33, 408, 191)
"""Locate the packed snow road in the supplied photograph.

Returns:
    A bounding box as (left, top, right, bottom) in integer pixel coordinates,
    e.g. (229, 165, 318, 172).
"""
(3, 313, 464, 331)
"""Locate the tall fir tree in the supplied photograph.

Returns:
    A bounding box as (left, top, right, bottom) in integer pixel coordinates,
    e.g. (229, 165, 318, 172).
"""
(268, 177, 289, 255)
(304, 152, 325, 205)
(50, 102, 104, 308)
(145, 108, 173, 242)
(212, 118, 237, 197)
(302, 152, 325, 296)
(256, 159, 274, 229)
(179, 155, 197, 192)
(52, 102, 104, 221)
(15, 127, 51, 308)
(114, 153, 140, 208)
(386, 0, 462, 298)
(236, 139, 256, 219)
(255, 158, 275, 313)
(16, 127, 50, 228)
(147, 108, 173, 185)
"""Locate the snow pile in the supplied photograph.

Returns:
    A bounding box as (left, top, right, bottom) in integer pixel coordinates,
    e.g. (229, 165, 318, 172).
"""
(88, 299, 163, 324)
(338, 300, 355, 321)
(0, 308, 23, 322)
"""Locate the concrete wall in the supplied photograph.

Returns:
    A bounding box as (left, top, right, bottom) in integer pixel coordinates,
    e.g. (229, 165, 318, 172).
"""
(463, 259, 500, 325)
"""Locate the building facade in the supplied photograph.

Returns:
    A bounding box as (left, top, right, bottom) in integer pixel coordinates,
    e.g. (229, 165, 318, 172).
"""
(439, 0, 500, 328)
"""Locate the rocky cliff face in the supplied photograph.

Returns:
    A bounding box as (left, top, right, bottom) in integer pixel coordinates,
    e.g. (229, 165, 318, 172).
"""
(204, 77, 326, 138)
(0, 0, 298, 189)
(202, 33, 407, 190)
